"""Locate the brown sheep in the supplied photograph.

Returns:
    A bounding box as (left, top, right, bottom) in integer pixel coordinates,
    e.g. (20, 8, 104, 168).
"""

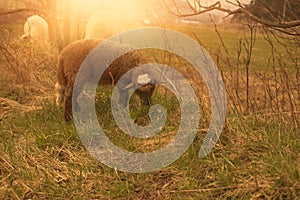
(55, 39, 155, 121)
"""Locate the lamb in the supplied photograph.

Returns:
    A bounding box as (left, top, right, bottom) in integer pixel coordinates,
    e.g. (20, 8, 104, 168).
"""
(20, 15, 49, 44)
(55, 39, 156, 121)
(84, 10, 124, 40)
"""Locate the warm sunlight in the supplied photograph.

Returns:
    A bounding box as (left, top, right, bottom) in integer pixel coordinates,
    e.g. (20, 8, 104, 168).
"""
(66, 0, 146, 21)
(58, 0, 252, 25)
(1, 0, 299, 198)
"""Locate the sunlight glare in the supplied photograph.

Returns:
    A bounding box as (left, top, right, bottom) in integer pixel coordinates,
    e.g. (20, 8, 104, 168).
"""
(69, 0, 145, 21)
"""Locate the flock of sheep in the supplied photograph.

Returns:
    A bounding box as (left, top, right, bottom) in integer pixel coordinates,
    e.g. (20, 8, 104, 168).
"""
(21, 10, 156, 121)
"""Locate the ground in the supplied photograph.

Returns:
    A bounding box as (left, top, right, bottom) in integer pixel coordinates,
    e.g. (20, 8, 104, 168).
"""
(0, 22, 299, 199)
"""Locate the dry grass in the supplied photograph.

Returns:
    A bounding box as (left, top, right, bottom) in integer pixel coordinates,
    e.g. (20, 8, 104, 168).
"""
(0, 22, 299, 199)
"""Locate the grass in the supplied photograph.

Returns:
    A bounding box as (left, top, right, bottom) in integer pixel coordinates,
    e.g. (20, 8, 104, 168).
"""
(175, 25, 299, 73)
(0, 102, 299, 199)
(0, 21, 299, 199)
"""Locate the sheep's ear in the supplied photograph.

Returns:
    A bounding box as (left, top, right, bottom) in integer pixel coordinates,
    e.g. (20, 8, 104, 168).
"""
(153, 80, 167, 84)
(123, 82, 135, 90)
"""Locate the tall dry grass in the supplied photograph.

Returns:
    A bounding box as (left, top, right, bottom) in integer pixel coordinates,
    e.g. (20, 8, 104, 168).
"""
(0, 21, 299, 199)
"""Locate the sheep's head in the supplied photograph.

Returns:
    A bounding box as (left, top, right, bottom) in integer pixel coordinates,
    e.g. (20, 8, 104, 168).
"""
(20, 33, 30, 40)
(123, 73, 153, 90)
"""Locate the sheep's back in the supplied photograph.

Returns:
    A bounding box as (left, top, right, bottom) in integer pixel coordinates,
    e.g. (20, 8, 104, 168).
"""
(59, 39, 148, 87)
(100, 51, 147, 85)
(85, 10, 124, 39)
(60, 39, 100, 81)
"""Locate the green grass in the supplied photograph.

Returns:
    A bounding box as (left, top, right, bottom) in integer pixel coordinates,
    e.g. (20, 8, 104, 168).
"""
(175, 25, 298, 73)
(0, 22, 299, 199)
(0, 100, 299, 199)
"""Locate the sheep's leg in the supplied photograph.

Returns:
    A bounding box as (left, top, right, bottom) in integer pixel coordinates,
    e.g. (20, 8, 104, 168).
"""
(55, 82, 65, 107)
(64, 79, 82, 121)
(135, 84, 155, 106)
(118, 89, 129, 107)
(132, 85, 155, 126)
(64, 84, 73, 122)
(72, 77, 87, 112)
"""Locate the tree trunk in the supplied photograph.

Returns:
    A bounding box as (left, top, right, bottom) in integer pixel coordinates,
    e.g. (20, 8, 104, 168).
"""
(60, 0, 71, 51)
(43, 0, 58, 45)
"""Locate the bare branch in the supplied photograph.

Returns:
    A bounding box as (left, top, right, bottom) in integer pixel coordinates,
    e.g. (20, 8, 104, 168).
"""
(186, 0, 198, 13)
(240, 7, 300, 29)
(167, 1, 241, 17)
(0, 8, 41, 16)
(163, 0, 300, 35)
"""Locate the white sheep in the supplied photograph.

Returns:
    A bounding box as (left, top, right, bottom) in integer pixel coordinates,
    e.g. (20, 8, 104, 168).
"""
(55, 39, 156, 121)
(84, 10, 124, 40)
(20, 15, 49, 44)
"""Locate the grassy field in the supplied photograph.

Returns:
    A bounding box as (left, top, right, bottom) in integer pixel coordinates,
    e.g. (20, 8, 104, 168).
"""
(0, 22, 299, 199)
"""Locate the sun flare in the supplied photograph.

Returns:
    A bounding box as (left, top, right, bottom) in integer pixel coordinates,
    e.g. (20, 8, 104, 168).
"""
(66, 0, 146, 22)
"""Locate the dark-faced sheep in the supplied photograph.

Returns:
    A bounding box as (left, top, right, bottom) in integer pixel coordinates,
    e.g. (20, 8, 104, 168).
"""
(55, 39, 155, 121)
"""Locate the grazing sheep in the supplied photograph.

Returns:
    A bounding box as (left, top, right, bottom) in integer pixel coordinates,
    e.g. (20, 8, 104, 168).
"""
(84, 10, 124, 40)
(55, 39, 155, 121)
(20, 15, 49, 44)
